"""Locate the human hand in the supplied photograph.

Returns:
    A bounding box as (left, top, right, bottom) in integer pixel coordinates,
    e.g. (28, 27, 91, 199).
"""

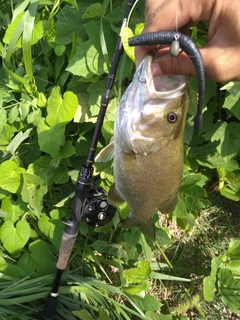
(135, 0, 240, 81)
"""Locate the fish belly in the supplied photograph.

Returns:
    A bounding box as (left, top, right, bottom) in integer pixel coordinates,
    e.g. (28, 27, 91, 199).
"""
(114, 139, 183, 238)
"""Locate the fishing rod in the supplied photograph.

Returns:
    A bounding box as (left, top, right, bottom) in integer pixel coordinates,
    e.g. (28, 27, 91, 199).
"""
(42, 1, 136, 319)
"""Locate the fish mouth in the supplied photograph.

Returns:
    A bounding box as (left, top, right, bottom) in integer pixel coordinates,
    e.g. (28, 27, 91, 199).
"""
(142, 54, 189, 99)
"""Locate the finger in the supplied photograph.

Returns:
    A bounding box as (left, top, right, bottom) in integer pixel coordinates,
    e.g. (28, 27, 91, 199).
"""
(134, 25, 189, 67)
(151, 51, 196, 77)
(200, 45, 240, 82)
(151, 44, 240, 82)
(144, 0, 215, 32)
(135, 46, 158, 67)
(135, 0, 216, 65)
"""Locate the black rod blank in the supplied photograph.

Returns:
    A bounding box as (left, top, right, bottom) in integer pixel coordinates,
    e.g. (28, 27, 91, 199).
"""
(42, 1, 136, 319)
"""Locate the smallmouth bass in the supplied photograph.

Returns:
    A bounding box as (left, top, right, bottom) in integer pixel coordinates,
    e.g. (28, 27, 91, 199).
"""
(95, 54, 189, 239)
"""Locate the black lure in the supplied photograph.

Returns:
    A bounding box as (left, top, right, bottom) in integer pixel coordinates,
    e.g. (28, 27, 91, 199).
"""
(128, 31, 205, 131)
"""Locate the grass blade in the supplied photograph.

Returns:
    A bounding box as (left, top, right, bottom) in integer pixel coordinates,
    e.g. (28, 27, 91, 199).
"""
(22, 0, 39, 81)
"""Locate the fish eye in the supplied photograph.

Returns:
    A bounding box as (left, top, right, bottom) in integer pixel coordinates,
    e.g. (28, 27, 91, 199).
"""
(167, 112, 178, 123)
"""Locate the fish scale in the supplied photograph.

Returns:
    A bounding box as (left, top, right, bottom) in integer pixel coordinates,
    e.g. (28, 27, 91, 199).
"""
(95, 54, 189, 239)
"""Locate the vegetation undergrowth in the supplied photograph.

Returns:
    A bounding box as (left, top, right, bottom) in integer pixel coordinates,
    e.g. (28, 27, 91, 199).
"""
(0, 1, 240, 319)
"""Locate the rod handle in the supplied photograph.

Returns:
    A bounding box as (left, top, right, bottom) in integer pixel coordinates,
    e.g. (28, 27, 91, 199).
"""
(56, 231, 78, 270)
(42, 293, 58, 320)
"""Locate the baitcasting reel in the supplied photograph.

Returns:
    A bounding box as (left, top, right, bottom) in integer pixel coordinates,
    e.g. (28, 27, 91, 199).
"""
(84, 185, 116, 227)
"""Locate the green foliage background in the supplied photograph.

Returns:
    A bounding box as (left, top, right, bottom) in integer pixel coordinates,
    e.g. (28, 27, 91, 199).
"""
(0, 0, 240, 319)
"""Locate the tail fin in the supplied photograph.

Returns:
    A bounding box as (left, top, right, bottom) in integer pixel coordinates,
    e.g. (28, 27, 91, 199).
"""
(123, 216, 155, 240)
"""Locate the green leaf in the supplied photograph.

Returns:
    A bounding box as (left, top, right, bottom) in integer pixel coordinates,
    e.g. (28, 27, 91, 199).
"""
(210, 256, 222, 278)
(123, 227, 141, 247)
(82, 3, 103, 19)
(21, 172, 48, 217)
(63, 0, 79, 10)
(37, 119, 65, 157)
(135, 23, 145, 36)
(0, 85, 15, 103)
(67, 40, 106, 78)
(122, 282, 148, 295)
(8, 104, 19, 123)
(46, 87, 78, 127)
(203, 276, 216, 302)
(17, 239, 54, 277)
(225, 239, 240, 260)
(221, 81, 240, 95)
(27, 156, 68, 185)
(131, 294, 161, 312)
(211, 122, 240, 162)
(73, 310, 93, 320)
(98, 307, 110, 320)
(67, 20, 116, 78)
(38, 210, 64, 249)
(226, 239, 240, 259)
(121, 23, 144, 63)
(91, 240, 110, 254)
(0, 109, 7, 134)
(0, 160, 25, 193)
(155, 227, 172, 246)
(220, 186, 240, 201)
(222, 89, 240, 120)
(123, 261, 151, 294)
(1, 195, 28, 223)
(102, 121, 114, 144)
(203, 256, 222, 301)
(55, 5, 82, 45)
(0, 256, 27, 279)
(146, 312, 173, 320)
(218, 267, 235, 287)
(0, 220, 30, 256)
(121, 27, 134, 62)
(227, 260, 240, 275)
(54, 44, 66, 56)
(218, 268, 240, 313)
(173, 175, 208, 219)
(0, 124, 15, 147)
(6, 128, 32, 154)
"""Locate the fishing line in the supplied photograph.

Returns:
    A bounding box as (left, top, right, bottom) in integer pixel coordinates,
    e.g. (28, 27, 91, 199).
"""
(126, 0, 139, 26)
(175, 0, 179, 33)
(170, 0, 181, 57)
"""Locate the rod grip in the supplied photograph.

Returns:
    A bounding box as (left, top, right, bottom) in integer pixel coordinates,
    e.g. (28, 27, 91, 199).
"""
(42, 294, 58, 320)
(56, 231, 77, 270)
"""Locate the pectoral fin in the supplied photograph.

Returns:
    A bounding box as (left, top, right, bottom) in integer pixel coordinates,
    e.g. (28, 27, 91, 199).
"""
(108, 183, 125, 206)
(95, 140, 114, 162)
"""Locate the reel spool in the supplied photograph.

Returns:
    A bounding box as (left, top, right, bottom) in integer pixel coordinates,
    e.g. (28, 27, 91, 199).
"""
(84, 186, 116, 227)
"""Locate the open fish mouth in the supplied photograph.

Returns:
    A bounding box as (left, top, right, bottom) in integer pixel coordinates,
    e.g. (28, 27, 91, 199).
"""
(139, 54, 190, 100)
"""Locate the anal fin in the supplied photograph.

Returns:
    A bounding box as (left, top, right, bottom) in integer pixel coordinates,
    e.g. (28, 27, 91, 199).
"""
(108, 183, 125, 207)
